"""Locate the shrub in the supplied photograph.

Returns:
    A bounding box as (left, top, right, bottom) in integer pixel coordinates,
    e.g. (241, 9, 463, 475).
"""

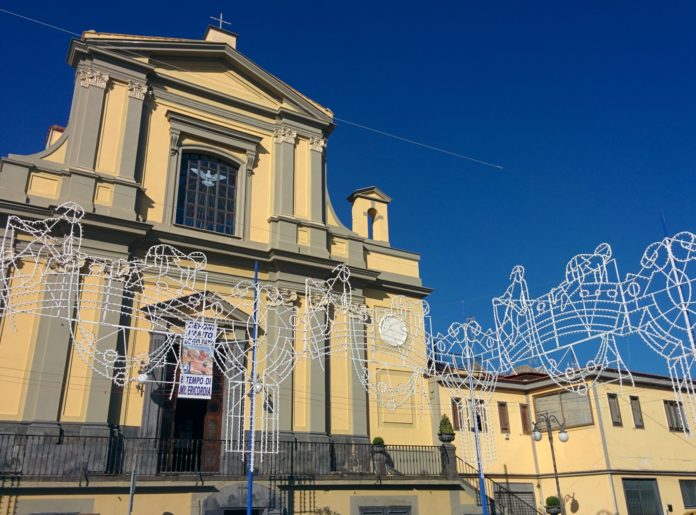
(545, 496, 560, 507)
(372, 436, 385, 446)
(439, 414, 455, 434)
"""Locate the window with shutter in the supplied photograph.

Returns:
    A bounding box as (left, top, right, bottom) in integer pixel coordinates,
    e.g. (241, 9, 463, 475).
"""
(451, 397, 463, 431)
(520, 404, 531, 434)
(533, 390, 593, 429)
(607, 393, 623, 426)
(630, 396, 644, 429)
(469, 399, 487, 433)
(664, 400, 689, 432)
(498, 402, 510, 433)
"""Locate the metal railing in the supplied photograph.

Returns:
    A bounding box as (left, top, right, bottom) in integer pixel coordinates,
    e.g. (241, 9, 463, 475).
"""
(0, 434, 446, 482)
(457, 457, 542, 515)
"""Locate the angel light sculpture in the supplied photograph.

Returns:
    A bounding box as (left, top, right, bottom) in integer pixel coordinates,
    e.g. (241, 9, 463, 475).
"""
(0, 203, 298, 457)
(305, 265, 433, 413)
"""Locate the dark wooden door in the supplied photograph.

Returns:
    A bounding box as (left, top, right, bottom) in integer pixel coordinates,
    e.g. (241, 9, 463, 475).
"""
(201, 368, 224, 471)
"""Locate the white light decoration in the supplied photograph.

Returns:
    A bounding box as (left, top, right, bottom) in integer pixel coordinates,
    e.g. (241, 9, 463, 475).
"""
(432, 320, 500, 464)
(0, 203, 297, 457)
(491, 245, 633, 395)
(624, 232, 696, 436)
(1, 203, 695, 443)
(305, 264, 434, 412)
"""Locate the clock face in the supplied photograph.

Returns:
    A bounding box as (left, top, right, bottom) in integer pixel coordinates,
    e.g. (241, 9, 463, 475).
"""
(379, 314, 409, 347)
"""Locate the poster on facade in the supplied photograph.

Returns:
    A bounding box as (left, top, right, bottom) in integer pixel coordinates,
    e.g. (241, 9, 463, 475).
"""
(178, 320, 217, 399)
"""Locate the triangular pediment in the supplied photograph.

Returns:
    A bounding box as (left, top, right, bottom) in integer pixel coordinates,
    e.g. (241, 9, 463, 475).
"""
(347, 186, 392, 204)
(71, 35, 334, 125)
(142, 291, 257, 332)
(154, 56, 290, 111)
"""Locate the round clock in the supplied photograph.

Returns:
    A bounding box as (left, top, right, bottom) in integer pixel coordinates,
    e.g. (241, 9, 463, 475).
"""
(379, 314, 408, 347)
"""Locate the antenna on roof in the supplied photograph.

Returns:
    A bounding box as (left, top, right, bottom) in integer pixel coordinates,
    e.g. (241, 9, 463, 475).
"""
(210, 12, 231, 30)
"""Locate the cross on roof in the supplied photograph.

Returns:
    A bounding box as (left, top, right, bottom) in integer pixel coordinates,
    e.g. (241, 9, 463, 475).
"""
(210, 12, 231, 30)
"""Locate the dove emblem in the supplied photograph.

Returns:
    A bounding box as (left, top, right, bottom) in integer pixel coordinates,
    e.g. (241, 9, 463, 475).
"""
(191, 167, 226, 187)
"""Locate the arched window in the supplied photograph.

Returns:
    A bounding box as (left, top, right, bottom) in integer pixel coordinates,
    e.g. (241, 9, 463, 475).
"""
(367, 208, 377, 240)
(175, 153, 238, 235)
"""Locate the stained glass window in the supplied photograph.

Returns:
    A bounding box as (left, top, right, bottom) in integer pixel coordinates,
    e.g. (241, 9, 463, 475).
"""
(175, 153, 238, 235)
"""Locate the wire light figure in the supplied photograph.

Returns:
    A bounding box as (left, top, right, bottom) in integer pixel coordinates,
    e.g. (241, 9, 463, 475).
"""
(492, 244, 633, 395)
(624, 232, 696, 435)
(0, 203, 298, 458)
(305, 265, 433, 413)
(2, 203, 696, 440)
(432, 320, 499, 465)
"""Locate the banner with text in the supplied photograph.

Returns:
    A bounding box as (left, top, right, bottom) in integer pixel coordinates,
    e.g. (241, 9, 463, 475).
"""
(178, 320, 217, 399)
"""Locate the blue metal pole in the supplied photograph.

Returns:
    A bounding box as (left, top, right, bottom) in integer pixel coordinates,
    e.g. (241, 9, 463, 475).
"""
(246, 260, 260, 515)
(468, 373, 489, 515)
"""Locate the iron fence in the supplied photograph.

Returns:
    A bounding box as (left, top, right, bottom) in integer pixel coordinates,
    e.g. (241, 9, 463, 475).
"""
(457, 457, 542, 515)
(0, 434, 445, 482)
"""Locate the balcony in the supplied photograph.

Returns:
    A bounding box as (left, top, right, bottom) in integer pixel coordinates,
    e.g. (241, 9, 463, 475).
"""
(0, 433, 448, 482)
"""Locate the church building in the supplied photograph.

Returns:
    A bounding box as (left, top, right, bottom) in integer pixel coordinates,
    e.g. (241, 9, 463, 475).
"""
(0, 25, 479, 515)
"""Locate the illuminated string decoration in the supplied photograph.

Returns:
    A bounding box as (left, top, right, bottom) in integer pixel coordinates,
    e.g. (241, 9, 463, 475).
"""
(305, 267, 433, 413)
(624, 232, 696, 436)
(0, 203, 297, 457)
(1, 204, 695, 441)
(491, 245, 633, 395)
(433, 321, 500, 464)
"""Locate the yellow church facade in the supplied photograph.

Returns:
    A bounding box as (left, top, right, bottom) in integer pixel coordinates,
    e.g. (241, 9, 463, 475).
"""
(0, 26, 478, 515)
(0, 25, 695, 515)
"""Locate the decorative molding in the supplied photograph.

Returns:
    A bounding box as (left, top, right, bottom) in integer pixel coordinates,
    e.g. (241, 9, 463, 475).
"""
(127, 80, 148, 100)
(274, 127, 297, 145)
(79, 67, 109, 89)
(169, 131, 181, 156)
(309, 136, 327, 152)
(245, 150, 257, 176)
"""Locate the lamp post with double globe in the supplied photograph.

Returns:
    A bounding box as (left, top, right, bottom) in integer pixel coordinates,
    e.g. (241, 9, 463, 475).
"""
(532, 413, 569, 515)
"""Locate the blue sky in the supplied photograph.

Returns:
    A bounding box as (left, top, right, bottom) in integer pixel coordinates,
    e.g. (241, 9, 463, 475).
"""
(1, 1, 694, 375)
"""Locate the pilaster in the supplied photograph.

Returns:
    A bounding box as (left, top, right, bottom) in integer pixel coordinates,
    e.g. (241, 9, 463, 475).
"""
(308, 136, 326, 223)
(67, 66, 109, 171)
(83, 273, 126, 425)
(305, 293, 327, 434)
(118, 80, 147, 181)
(271, 127, 296, 248)
(265, 288, 299, 432)
(21, 273, 75, 423)
(347, 303, 370, 438)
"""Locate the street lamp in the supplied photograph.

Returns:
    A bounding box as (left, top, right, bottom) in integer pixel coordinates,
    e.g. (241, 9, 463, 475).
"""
(532, 413, 569, 515)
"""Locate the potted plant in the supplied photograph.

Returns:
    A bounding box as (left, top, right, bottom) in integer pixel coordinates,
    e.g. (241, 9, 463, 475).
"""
(438, 414, 456, 443)
(545, 495, 561, 515)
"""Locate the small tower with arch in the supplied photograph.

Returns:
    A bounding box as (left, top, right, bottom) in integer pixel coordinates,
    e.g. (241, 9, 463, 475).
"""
(348, 186, 392, 243)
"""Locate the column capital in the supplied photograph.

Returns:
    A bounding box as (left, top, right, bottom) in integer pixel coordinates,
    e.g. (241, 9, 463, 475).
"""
(127, 80, 148, 100)
(79, 67, 109, 89)
(309, 136, 327, 152)
(274, 127, 297, 145)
